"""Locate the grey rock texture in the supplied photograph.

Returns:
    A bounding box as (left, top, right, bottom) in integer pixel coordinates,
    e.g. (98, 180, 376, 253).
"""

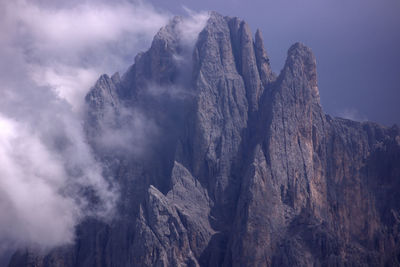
(8, 12, 400, 267)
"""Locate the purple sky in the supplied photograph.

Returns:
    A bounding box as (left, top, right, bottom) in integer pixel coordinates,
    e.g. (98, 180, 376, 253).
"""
(149, 0, 400, 125)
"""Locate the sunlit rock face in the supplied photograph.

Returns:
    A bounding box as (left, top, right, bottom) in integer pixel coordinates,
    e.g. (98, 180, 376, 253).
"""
(9, 12, 400, 267)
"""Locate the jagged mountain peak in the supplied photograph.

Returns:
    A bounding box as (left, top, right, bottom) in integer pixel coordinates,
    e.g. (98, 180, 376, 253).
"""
(285, 42, 318, 85)
(277, 41, 320, 106)
(152, 16, 182, 49)
(9, 12, 400, 267)
(254, 28, 275, 85)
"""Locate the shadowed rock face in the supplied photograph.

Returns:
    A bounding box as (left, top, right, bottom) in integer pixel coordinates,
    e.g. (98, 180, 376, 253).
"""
(8, 12, 400, 267)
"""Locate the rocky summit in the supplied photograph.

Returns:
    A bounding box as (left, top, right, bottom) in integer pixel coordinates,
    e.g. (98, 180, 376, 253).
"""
(8, 12, 400, 267)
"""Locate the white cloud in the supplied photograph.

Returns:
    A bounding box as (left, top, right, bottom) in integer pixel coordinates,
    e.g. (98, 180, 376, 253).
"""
(13, 0, 168, 55)
(31, 65, 99, 112)
(0, 105, 119, 250)
(0, 115, 76, 248)
(0, 0, 210, 257)
(337, 107, 368, 122)
(2, 0, 169, 110)
(178, 7, 209, 45)
(0, 0, 169, 254)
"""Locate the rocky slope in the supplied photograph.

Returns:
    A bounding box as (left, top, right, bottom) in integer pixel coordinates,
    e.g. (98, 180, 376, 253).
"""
(8, 12, 400, 267)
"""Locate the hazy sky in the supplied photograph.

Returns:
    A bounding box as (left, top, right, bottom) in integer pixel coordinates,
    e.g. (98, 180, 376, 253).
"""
(148, 0, 400, 125)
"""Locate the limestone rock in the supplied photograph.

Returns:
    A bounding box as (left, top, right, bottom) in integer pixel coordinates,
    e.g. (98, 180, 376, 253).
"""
(8, 12, 400, 267)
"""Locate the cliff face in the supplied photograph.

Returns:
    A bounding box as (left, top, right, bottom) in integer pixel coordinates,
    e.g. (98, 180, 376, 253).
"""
(8, 12, 400, 267)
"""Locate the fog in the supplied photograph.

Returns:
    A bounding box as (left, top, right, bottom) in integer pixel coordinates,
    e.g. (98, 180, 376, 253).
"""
(0, 0, 169, 256)
(0, 0, 209, 260)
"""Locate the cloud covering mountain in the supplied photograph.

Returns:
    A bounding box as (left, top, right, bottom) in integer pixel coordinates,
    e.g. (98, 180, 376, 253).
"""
(0, 0, 171, 254)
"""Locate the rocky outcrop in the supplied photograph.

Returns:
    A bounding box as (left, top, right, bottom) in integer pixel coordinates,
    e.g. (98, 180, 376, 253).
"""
(8, 12, 400, 267)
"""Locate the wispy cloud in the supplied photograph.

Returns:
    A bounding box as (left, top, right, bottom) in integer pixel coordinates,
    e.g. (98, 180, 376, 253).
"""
(179, 7, 209, 45)
(0, 0, 210, 258)
(1, 0, 169, 110)
(0, 0, 169, 254)
(336, 107, 368, 122)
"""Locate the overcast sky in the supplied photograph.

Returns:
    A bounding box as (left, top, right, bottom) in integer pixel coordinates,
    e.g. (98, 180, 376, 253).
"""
(148, 0, 400, 126)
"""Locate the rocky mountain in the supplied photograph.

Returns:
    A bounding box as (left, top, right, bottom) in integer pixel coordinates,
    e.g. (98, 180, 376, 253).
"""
(8, 12, 400, 267)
